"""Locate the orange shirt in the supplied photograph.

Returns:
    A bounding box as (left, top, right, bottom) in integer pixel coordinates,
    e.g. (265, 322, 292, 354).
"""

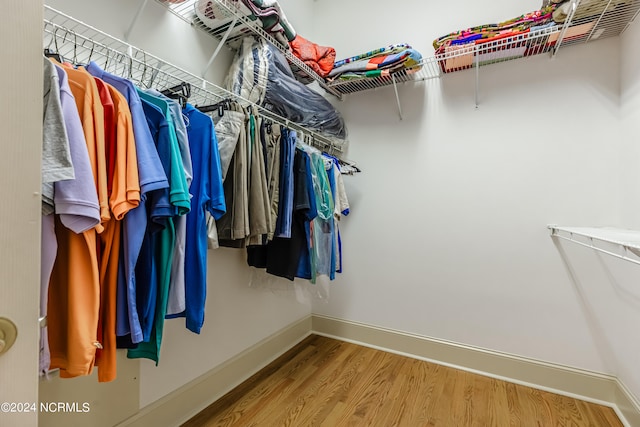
(95, 82, 140, 382)
(48, 62, 107, 378)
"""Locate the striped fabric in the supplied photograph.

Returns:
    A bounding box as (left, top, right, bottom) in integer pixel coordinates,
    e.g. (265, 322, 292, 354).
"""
(333, 43, 412, 69)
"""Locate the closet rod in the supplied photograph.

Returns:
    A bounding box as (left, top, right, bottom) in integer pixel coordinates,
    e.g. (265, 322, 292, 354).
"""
(43, 5, 348, 158)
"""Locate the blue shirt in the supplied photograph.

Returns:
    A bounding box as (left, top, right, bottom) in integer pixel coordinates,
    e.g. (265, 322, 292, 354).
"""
(173, 104, 225, 334)
(85, 61, 169, 344)
(275, 128, 296, 238)
(138, 90, 190, 216)
(134, 99, 174, 342)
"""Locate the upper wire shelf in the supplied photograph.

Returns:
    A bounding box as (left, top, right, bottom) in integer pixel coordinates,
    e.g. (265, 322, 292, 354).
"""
(324, 0, 640, 95)
(42, 5, 346, 156)
(153, 0, 344, 99)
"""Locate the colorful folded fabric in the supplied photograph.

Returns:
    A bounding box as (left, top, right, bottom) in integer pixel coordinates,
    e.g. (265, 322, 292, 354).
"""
(289, 34, 336, 78)
(335, 63, 412, 81)
(433, 5, 557, 51)
(328, 48, 422, 79)
(333, 43, 412, 69)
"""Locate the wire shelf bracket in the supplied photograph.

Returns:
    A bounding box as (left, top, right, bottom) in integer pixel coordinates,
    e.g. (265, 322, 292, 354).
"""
(124, 0, 150, 42)
(551, 0, 582, 58)
(201, 14, 238, 77)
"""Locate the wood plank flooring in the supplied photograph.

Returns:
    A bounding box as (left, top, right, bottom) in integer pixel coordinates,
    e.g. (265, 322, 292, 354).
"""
(182, 334, 623, 427)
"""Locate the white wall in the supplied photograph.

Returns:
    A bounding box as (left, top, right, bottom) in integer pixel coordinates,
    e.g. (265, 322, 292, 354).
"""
(620, 15, 640, 226)
(601, 14, 640, 401)
(42, 0, 312, 422)
(311, 0, 630, 378)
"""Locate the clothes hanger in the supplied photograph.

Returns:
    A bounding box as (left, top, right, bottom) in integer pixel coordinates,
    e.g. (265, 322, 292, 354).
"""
(86, 39, 95, 65)
(137, 50, 150, 88)
(58, 28, 78, 66)
(160, 82, 190, 108)
(195, 97, 232, 116)
(70, 30, 79, 66)
(103, 47, 110, 71)
(127, 54, 133, 81)
(44, 26, 64, 62)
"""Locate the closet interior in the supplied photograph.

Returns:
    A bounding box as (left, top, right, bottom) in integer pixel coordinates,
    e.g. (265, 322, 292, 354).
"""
(24, 0, 640, 426)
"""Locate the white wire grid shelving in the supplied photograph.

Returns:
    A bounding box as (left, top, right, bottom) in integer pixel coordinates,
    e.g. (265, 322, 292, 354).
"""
(549, 225, 640, 266)
(327, 0, 640, 96)
(148, 0, 344, 98)
(43, 5, 347, 156)
(151, 0, 640, 99)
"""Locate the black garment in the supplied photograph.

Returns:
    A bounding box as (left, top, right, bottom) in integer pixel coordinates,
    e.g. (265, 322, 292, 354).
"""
(265, 149, 313, 280)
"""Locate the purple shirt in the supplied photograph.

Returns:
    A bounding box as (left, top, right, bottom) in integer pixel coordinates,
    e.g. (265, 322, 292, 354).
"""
(53, 64, 101, 233)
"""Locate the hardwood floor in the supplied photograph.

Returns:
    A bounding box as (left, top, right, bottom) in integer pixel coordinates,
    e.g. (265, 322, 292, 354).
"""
(182, 335, 623, 427)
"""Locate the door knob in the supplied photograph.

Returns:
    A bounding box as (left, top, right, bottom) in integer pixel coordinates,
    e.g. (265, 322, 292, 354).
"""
(0, 318, 17, 355)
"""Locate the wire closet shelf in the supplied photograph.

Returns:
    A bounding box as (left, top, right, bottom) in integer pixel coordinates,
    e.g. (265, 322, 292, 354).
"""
(549, 225, 640, 266)
(326, 0, 640, 95)
(43, 5, 347, 156)
(154, 0, 344, 98)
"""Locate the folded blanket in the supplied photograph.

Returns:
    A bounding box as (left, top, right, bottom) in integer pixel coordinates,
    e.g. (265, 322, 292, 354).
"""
(328, 48, 423, 79)
(335, 63, 414, 81)
(289, 34, 336, 78)
(333, 43, 412, 68)
(433, 5, 556, 51)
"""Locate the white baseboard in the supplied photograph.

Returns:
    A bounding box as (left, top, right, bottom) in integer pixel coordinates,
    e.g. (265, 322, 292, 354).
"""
(311, 314, 640, 427)
(115, 315, 312, 427)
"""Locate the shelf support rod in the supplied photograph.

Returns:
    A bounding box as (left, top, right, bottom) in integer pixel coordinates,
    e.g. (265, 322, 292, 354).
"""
(552, 0, 581, 58)
(474, 50, 480, 108)
(619, 5, 640, 36)
(201, 15, 238, 77)
(392, 74, 403, 120)
(124, 0, 149, 42)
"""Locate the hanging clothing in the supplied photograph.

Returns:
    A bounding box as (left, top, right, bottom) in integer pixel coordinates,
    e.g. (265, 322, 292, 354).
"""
(40, 58, 99, 375)
(212, 106, 245, 180)
(265, 148, 317, 280)
(274, 128, 296, 238)
(48, 62, 108, 378)
(218, 104, 250, 245)
(41, 58, 74, 214)
(94, 80, 141, 382)
(39, 40, 353, 382)
(176, 103, 226, 334)
(128, 98, 176, 352)
(262, 120, 281, 240)
(86, 61, 169, 346)
(246, 110, 272, 246)
(143, 89, 194, 319)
